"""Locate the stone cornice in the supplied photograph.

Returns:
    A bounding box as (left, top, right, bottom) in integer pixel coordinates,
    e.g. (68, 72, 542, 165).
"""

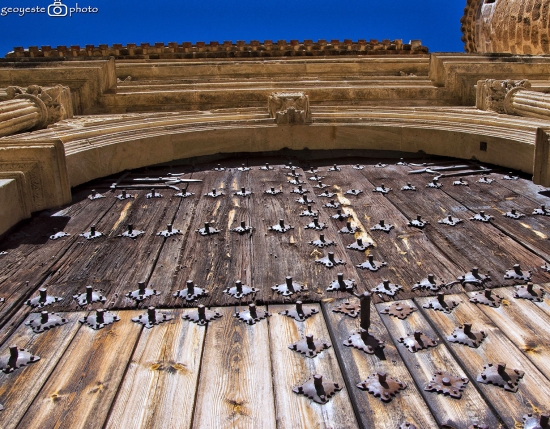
(6, 39, 428, 60)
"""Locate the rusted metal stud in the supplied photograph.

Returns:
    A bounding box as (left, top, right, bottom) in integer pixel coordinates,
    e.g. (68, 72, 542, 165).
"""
(269, 219, 294, 233)
(296, 194, 314, 205)
(397, 158, 408, 166)
(272, 276, 305, 296)
(323, 199, 339, 209)
(514, 282, 546, 302)
(503, 172, 519, 180)
(469, 289, 503, 308)
(305, 217, 326, 231)
(543, 263, 550, 272)
(279, 301, 319, 321)
(345, 189, 363, 196)
(344, 293, 385, 353)
(293, 374, 342, 404)
(328, 164, 341, 172)
(398, 330, 438, 353)
(373, 184, 391, 194)
(401, 183, 416, 191)
(224, 280, 258, 299)
(80, 224, 103, 239)
(300, 205, 317, 217)
(126, 281, 160, 302)
(477, 362, 524, 392)
(438, 214, 463, 226)
(157, 223, 182, 237)
(448, 323, 487, 348)
(504, 264, 532, 282)
(205, 188, 224, 198)
(504, 208, 525, 219)
(412, 274, 446, 292)
(146, 188, 162, 199)
(88, 189, 105, 200)
(457, 267, 491, 287)
(370, 219, 394, 232)
(478, 175, 494, 184)
(357, 254, 387, 271)
(309, 234, 335, 248)
(332, 300, 361, 318)
(234, 187, 252, 197)
(423, 292, 459, 313)
(25, 311, 68, 333)
(73, 285, 106, 306)
(353, 164, 364, 170)
(288, 177, 304, 185)
(347, 238, 374, 251)
(0, 345, 40, 373)
(400, 423, 417, 429)
(424, 371, 469, 399)
(426, 178, 442, 188)
(313, 181, 329, 189)
(470, 211, 493, 222)
(197, 222, 220, 236)
(309, 173, 323, 181)
(327, 273, 355, 292)
(408, 215, 428, 229)
(356, 372, 407, 402)
(371, 279, 403, 296)
(380, 302, 417, 320)
(231, 221, 253, 234)
(174, 280, 209, 301)
(175, 188, 194, 198)
(374, 162, 388, 168)
(283, 162, 294, 169)
(533, 205, 550, 216)
(331, 209, 351, 221)
(118, 223, 145, 239)
(265, 186, 282, 195)
(213, 164, 225, 171)
(291, 185, 308, 195)
(289, 334, 331, 357)
(315, 252, 346, 268)
(49, 230, 70, 240)
(468, 425, 489, 429)
(80, 308, 120, 330)
(26, 288, 62, 308)
(260, 163, 273, 170)
(183, 304, 222, 326)
(453, 178, 469, 186)
(339, 221, 359, 234)
(318, 190, 336, 198)
(523, 412, 550, 429)
(237, 163, 250, 171)
(235, 303, 270, 325)
(132, 306, 173, 328)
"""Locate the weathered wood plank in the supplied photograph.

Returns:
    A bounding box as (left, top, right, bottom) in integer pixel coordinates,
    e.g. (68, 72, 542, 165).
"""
(416, 294, 550, 428)
(268, 304, 357, 429)
(104, 308, 206, 429)
(322, 297, 439, 429)
(0, 311, 84, 429)
(376, 299, 501, 428)
(192, 306, 277, 429)
(15, 310, 142, 429)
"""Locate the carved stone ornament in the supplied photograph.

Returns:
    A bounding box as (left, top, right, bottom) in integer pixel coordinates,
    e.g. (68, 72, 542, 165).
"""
(6, 84, 70, 127)
(268, 92, 312, 124)
(476, 79, 531, 114)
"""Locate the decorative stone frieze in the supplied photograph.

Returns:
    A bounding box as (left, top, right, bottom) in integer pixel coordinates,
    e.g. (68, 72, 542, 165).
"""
(268, 92, 311, 125)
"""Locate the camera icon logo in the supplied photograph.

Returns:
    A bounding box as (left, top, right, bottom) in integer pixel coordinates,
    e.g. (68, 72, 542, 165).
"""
(48, 0, 68, 16)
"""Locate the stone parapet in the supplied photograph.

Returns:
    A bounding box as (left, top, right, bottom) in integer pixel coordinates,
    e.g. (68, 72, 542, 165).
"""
(6, 39, 428, 60)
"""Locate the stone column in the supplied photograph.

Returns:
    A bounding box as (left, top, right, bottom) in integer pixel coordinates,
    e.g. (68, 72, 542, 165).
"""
(0, 85, 71, 137)
(476, 79, 550, 120)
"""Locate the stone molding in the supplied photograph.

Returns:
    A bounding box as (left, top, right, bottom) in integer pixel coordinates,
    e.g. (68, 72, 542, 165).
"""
(268, 92, 311, 125)
(6, 39, 428, 60)
(476, 79, 531, 114)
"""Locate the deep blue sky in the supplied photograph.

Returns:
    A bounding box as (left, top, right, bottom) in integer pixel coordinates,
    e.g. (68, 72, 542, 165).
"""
(0, 1, 466, 56)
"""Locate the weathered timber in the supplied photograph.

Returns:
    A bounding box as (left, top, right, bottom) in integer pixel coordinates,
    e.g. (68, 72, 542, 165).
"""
(376, 300, 501, 428)
(192, 306, 277, 429)
(416, 294, 550, 428)
(269, 304, 357, 428)
(0, 311, 84, 429)
(15, 310, 142, 429)
(322, 297, 439, 429)
(104, 309, 206, 429)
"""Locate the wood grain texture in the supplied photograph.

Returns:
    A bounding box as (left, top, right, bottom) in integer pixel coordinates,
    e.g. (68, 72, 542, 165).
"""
(322, 297, 439, 429)
(376, 299, 501, 428)
(104, 308, 206, 429)
(0, 311, 84, 429)
(15, 310, 142, 429)
(192, 305, 277, 429)
(416, 293, 550, 428)
(268, 303, 357, 429)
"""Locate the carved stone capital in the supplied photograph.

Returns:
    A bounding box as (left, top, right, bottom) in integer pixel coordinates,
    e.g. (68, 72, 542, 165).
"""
(268, 92, 311, 125)
(476, 79, 531, 114)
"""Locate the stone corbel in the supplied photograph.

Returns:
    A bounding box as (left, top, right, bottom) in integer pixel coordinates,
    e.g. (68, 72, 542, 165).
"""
(268, 92, 312, 125)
